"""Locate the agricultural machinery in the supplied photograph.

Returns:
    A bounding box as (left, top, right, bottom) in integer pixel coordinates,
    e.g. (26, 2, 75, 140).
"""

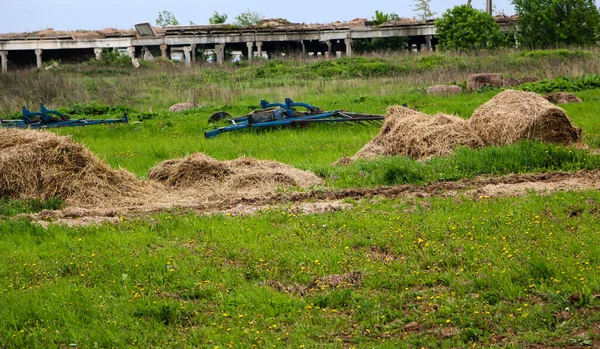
(0, 105, 129, 129)
(204, 98, 384, 138)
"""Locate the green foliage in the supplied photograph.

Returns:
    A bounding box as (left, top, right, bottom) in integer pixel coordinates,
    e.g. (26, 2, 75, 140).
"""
(0, 198, 63, 216)
(372, 10, 390, 25)
(68, 103, 131, 116)
(512, 0, 600, 47)
(353, 37, 408, 53)
(209, 11, 228, 24)
(517, 74, 600, 93)
(155, 10, 180, 27)
(435, 5, 506, 51)
(233, 9, 263, 26)
(88, 49, 131, 68)
(412, 0, 436, 20)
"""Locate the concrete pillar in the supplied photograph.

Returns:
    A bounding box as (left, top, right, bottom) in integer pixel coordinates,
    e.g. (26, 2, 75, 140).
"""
(336, 51, 342, 58)
(246, 41, 253, 60)
(183, 46, 192, 67)
(425, 35, 433, 51)
(142, 47, 154, 61)
(191, 44, 197, 63)
(344, 38, 353, 57)
(160, 44, 168, 58)
(215, 44, 225, 65)
(127, 46, 135, 58)
(34, 48, 42, 69)
(326, 41, 332, 54)
(256, 41, 263, 59)
(486, 0, 492, 15)
(0, 51, 7, 74)
(300, 40, 306, 56)
(94, 48, 103, 60)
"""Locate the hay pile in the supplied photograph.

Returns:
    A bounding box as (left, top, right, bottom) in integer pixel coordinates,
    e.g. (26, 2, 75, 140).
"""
(148, 153, 322, 195)
(0, 129, 148, 206)
(544, 92, 583, 104)
(469, 90, 581, 146)
(355, 106, 484, 159)
(466, 74, 537, 90)
(426, 85, 462, 96)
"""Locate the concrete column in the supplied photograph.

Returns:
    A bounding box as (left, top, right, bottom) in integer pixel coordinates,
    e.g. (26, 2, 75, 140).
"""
(127, 46, 135, 58)
(34, 48, 43, 69)
(256, 41, 263, 59)
(344, 38, 353, 57)
(246, 42, 253, 60)
(486, 0, 492, 15)
(142, 47, 154, 61)
(94, 48, 103, 60)
(215, 44, 225, 65)
(191, 44, 197, 63)
(160, 44, 168, 58)
(300, 40, 306, 56)
(0, 51, 7, 74)
(326, 41, 332, 54)
(425, 35, 433, 51)
(183, 46, 192, 67)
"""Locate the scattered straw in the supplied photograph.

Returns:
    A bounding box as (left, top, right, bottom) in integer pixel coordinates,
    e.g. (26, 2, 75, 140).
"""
(354, 106, 484, 160)
(148, 153, 322, 197)
(469, 90, 581, 146)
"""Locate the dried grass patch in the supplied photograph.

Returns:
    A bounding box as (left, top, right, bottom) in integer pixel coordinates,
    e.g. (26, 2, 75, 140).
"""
(544, 92, 583, 104)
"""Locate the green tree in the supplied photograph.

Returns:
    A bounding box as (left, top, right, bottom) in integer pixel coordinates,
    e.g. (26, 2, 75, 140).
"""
(435, 5, 506, 51)
(233, 10, 263, 26)
(512, 0, 600, 47)
(156, 10, 179, 27)
(412, 0, 436, 20)
(209, 11, 228, 24)
(372, 10, 389, 25)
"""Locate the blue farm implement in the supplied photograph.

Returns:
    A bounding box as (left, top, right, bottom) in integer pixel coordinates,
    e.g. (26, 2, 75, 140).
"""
(0, 105, 128, 129)
(204, 98, 384, 138)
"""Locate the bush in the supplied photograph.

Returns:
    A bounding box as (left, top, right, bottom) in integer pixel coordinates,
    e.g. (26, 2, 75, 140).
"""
(435, 5, 506, 51)
(517, 75, 600, 93)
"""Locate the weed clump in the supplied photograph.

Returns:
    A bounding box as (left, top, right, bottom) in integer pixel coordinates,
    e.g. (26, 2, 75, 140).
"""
(354, 106, 483, 160)
(469, 90, 581, 146)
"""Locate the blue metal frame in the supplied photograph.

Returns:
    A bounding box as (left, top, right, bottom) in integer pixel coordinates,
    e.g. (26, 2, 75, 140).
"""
(204, 98, 382, 138)
(1, 105, 129, 129)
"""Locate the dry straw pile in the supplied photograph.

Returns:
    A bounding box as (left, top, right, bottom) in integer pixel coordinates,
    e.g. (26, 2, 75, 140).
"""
(469, 90, 581, 146)
(0, 129, 147, 206)
(544, 92, 583, 104)
(355, 106, 484, 160)
(148, 153, 322, 196)
(426, 85, 463, 96)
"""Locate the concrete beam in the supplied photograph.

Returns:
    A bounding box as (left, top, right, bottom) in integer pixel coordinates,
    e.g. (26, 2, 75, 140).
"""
(0, 51, 7, 73)
(344, 38, 352, 57)
(256, 41, 263, 59)
(94, 48, 103, 60)
(215, 44, 225, 65)
(34, 48, 42, 69)
(183, 46, 192, 67)
(246, 41, 253, 60)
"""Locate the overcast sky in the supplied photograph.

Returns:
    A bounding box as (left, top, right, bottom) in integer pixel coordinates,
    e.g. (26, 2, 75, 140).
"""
(1, 0, 515, 34)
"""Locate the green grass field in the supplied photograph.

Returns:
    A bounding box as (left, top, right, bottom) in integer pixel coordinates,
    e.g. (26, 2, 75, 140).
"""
(2, 50, 600, 348)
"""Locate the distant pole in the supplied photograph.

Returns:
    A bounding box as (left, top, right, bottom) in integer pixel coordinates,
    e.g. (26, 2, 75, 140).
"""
(486, 0, 492, 15)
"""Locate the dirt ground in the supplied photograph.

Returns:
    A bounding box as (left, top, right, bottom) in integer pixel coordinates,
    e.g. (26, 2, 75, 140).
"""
(31, 169, 600, 227)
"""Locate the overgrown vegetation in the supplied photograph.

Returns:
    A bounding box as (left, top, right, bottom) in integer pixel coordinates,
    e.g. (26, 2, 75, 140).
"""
(518, 74, 600, 94)
(435, 5, 507, 51)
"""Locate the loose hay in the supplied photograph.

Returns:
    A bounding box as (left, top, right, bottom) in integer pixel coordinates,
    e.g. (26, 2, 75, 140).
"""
(426, 85, 463, 96)
(469, 90, 581, 146)
(466, 73, 505, 90)
(168, 103, 200, 112)
(0, 129, 149, 207)
(544, 92, 583, 104)
(148, 153, 322, 196)
(355, 106, 484, 159)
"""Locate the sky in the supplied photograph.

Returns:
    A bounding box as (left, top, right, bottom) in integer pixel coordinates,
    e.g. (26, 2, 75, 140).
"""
(0, 0, 516, 34)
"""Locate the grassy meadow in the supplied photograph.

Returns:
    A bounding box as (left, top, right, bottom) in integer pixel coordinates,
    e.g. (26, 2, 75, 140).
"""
(1, 49, 600, 347)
